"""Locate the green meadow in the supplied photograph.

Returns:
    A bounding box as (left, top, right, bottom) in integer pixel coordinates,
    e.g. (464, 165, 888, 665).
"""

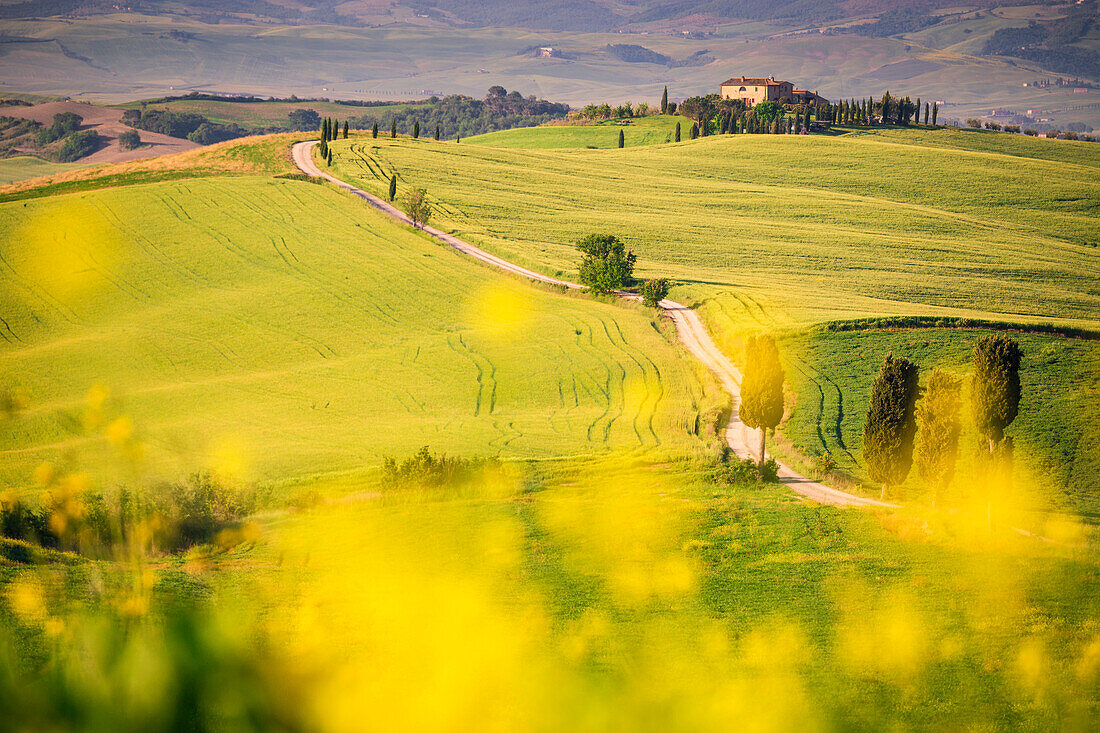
(0, 173, 720, 492)
(112, 98, 416, 128)
(0, 157, 85, 185)
(0, 120, 1096, 731)
(329, 126, 1100, 328)
(327, 124, 1100, 510)
(467, 115, 690, 149)
(779, 327, 1100, 516)
(6, 457, 1098, 730)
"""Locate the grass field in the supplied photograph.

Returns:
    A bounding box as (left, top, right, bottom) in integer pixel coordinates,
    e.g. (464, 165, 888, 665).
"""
(0, 174, 720, 492)
(329, 126, 1100, 328)
(1, 126, 1098, 730)
(467, 115, 690, 148)
(327, 124, 1100, 511)
(5, 458, 1098, 729)
(111, 98, 417, 128)
(0, 156, 85, 185)
(778, 327, 1100, 516)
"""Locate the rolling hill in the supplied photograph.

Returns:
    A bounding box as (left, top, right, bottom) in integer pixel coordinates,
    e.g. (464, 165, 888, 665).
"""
(0, 141, 721, 491)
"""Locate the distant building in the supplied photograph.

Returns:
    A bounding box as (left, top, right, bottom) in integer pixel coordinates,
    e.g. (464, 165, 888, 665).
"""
(719, 75, 826, 106)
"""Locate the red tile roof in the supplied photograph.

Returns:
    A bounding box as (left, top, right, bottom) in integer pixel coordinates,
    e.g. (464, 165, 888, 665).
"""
(720, 76, 787, 86)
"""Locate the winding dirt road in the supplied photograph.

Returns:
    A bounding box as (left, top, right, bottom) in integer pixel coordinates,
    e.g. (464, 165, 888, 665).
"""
(292, 140, 894, 508)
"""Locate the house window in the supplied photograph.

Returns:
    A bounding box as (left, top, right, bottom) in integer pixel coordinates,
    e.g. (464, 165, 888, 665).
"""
(739, 86, 747, 92)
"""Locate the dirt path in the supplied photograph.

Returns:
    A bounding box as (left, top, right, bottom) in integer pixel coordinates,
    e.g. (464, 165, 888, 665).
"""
(292, 140, 894, 508)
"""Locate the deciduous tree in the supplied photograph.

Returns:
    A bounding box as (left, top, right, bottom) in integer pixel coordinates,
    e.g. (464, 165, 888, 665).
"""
(404, 187, 431, 227)
(576, 234, 636, 293)
(740, 334, 786, 471)
(639, 278, 670, 308)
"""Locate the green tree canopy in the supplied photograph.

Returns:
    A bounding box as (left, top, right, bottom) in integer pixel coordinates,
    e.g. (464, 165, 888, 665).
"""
(740, 334, 785, 469)
(914, 370, 962, 505)
(576, 234, 636, 294)
(972, 334, 1022, 449)
(863, 353, 921, 497)
(639, 278, 670, 308)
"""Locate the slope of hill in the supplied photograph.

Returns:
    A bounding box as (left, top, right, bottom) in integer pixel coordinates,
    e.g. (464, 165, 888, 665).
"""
(0, 150, 721, 490)
(327, 124, 1100, 510)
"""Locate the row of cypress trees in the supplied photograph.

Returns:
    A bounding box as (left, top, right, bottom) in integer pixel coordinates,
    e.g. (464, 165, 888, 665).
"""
(862, 334, 1021, 507)
(364, 119, 443, 141)
(738, 332, 1023, 512)
(821, 94, 939, 126)
(317, 117, 347, 161)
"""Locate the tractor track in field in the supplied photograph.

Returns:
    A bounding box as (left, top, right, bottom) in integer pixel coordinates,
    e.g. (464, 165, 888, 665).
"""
(292, 140, 894, 508)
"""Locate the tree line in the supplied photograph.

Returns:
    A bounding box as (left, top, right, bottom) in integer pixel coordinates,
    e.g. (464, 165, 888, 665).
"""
(733, 332, 1024, 511)
(346, 87, 568, 140)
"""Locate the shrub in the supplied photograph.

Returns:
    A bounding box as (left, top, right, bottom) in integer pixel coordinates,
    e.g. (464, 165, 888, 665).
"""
(404, 187, 431, 227)
(36, 112, 82, 144)
(966, 118, 982, 128)
(760, 458, 780, 483)
(55, 130, 100, 162)
(117, 129, 142, 150)
(381, 446, 502, 488)
(576, 233, 636, 293)
(287, 108, 321, 131)
(712, 457, 760, 487)
(1, 472, 254, 556)
(815, 451, 837, 474)
(187, 122, 246, 145)
(639, 278, 670, 307)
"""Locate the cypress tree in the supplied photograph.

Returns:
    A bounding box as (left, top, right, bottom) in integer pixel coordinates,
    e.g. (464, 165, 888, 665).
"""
(413, 120, 420, 139)
(618, 129, 624, 148)
(372, 122, 378, 138)
(972, 335, 1022, 453)
(388, 174, 397, 202)
(740, 334, 786, 471)
(932, 103, 939, 126)
(690, 121, 698, 139)
(434, 125, 440, 140)
(924, 102, 930, 125)
(914, 370, 961, 507)
(862, 353, 921, 500)
(661, 86, 668, 114)
(321, 118, 328, 141)
(456, 135, 460, 143)
(915, 98, 921, 124)
(391, 119, 397, 138)
(674, 122, 681, 142)
(343, 120, 349, 138)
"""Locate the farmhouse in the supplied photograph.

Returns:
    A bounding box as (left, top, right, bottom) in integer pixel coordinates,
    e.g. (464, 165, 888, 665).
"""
(720, 76, 826, 107)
